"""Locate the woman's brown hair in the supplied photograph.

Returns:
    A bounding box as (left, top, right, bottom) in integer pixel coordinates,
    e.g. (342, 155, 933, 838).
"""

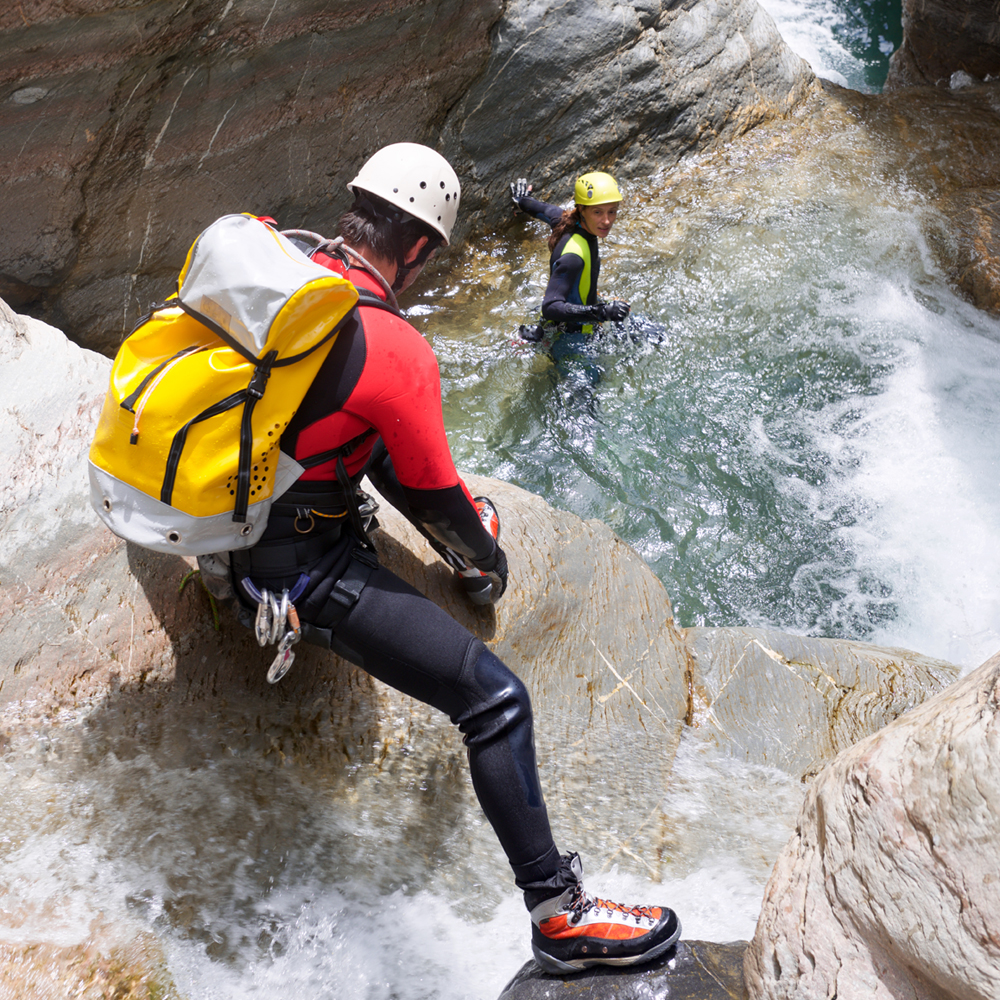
(548, 207, 581, 253)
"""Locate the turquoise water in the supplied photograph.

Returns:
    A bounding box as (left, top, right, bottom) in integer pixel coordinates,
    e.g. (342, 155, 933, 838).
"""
(758, 0, 903, 91)
(412, 109, 1000, 672)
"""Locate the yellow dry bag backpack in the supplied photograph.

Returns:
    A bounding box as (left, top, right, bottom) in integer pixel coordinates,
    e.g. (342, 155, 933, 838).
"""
(88, 213, 359, 556)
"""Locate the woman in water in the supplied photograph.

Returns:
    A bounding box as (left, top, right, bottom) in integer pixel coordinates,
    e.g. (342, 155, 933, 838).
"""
(510, 171, 630, 342)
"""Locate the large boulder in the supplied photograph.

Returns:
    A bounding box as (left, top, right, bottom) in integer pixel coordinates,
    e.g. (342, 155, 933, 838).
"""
(744, 650, 1000, 1000)
(886, 0, 1000, 90)
(685, 627, 958, 780)
(0, 0, 813, 353)
(442, 0, 814, 229)
(0, 297, 690, 878)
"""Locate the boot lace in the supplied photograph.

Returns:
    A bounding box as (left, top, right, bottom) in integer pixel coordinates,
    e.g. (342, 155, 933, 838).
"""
(567, 884, 659, 926)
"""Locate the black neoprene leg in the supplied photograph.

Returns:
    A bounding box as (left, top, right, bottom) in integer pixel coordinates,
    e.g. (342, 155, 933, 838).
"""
(326, 564, 561, 886)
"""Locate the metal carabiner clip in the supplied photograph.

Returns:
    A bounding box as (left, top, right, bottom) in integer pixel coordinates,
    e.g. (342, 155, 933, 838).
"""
(268, 591, 284, 645)
(267, 630, 300, 684)
(255, 589, 273, 647)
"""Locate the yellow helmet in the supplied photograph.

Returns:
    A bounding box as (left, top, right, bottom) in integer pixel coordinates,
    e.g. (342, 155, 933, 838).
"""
(574, 171, 622, 206)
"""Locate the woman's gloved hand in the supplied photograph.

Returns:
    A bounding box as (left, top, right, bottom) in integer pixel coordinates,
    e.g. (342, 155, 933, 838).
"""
(510, 178, 532, 206)
(595, 299, 631, 323)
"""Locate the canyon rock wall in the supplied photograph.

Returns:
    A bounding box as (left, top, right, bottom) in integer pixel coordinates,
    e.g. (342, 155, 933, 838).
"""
(0, 0, 813, 354)
(885, 0, 1000, 315)
(886, 0, 1000, 90)
(0, 0, 504, 355)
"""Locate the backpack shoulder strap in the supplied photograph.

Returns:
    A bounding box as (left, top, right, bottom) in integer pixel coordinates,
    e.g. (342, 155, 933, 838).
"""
(355, 287, 403, 318)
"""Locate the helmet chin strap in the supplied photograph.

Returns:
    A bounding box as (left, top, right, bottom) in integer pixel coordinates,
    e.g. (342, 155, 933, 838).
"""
(391, 235, 441, 292)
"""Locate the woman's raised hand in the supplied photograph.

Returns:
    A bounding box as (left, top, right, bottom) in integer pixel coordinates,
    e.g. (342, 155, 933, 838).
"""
(510, 178, 532, 205)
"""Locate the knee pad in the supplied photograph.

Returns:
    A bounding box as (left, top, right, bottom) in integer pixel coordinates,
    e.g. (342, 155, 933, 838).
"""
(461, 646, 542, 808)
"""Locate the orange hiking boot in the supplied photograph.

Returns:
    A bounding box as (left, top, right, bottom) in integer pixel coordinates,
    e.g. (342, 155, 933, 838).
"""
(529, 853, 680, 974)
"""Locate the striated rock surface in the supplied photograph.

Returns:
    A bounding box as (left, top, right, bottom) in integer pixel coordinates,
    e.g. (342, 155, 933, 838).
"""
(744, 649, 1000, 1000)
(0, 0, 504, 354)
(685, 627, 958, 780)
(499, 940, 746, 999)
(886, 0, 1000, 90)
(442, 0, 815, 230)
(0, 0, 813, 353)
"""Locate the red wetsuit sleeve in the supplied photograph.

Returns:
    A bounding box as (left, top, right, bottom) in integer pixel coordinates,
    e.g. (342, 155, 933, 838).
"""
(357, 315, 495, 560)
(291, 265, 495, 563)
(353, 314, 458, 488)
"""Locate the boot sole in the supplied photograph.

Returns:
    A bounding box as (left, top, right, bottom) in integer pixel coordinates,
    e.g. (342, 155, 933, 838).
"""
(532, 918, 682, 975)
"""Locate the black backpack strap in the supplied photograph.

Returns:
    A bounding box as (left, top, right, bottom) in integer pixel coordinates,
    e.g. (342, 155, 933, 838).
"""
(355, 287, 404, 318)
(293, 426, 379, 552)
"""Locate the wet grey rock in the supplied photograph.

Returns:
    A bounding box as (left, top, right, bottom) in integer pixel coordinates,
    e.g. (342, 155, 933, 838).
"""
(744, 649, 1000, 999)
(443, 0, 814, 230)
(498, 940, 747, 999)
(685, 626, 958, 780)
(0, 0, 812, 353)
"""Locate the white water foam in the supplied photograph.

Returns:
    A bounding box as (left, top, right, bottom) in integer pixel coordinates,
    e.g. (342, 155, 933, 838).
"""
(0, 722, 801, 1000)
(757, 0, 871, 90)
(771, 277, 1000, 671)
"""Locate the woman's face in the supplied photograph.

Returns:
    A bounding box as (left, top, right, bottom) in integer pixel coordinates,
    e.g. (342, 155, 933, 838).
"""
(578, 201, 620, 239)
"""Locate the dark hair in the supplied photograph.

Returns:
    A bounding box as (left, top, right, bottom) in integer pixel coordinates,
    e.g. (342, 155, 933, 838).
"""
(548, 207, 581, 252)
(339, 190, 443, 266)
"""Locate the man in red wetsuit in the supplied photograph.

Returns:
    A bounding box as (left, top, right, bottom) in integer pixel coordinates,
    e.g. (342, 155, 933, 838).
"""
(229, 143, 680, 974)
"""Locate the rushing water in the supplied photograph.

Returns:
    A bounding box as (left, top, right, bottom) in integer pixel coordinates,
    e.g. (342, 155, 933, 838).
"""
(758, 0, 903, 91)
(415, 103, 1000, 676)
(5, 4, 1000, 999)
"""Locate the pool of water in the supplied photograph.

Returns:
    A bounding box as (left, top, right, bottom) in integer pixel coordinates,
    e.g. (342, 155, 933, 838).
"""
(758, 0, 904, 91)
(412, 106, 1000, 675)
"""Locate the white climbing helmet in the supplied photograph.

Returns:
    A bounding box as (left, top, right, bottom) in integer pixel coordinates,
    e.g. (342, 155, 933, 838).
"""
(348, 142, 461, 245)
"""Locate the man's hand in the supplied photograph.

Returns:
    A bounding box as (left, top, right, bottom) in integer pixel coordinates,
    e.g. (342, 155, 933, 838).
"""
(479, 544, 508, 599)
(510, 178, 532, 206)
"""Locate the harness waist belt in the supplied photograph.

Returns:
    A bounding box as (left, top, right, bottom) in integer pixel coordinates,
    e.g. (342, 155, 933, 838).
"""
(231, 523, 344, 577)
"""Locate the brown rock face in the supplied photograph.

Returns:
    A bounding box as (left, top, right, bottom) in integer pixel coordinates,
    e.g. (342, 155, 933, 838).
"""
(0, 0, 813, 355)
(0, 0, 503, 354)
(886, 0, 1000, 89)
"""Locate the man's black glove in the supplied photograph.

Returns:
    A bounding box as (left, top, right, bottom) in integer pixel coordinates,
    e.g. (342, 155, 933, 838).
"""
(475, 542, 508, 599)
(595, 299, 631, 323)
(510, 178, 531, 207)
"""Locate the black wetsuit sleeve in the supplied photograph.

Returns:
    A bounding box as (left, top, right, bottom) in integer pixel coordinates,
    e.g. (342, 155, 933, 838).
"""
(514, 195, 564, 228)
(541, 252, 603, 324)
(366, 440, 496, 565)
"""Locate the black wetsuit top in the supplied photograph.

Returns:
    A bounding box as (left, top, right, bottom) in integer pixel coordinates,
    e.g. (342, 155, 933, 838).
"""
(514, 194, 603, 326)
